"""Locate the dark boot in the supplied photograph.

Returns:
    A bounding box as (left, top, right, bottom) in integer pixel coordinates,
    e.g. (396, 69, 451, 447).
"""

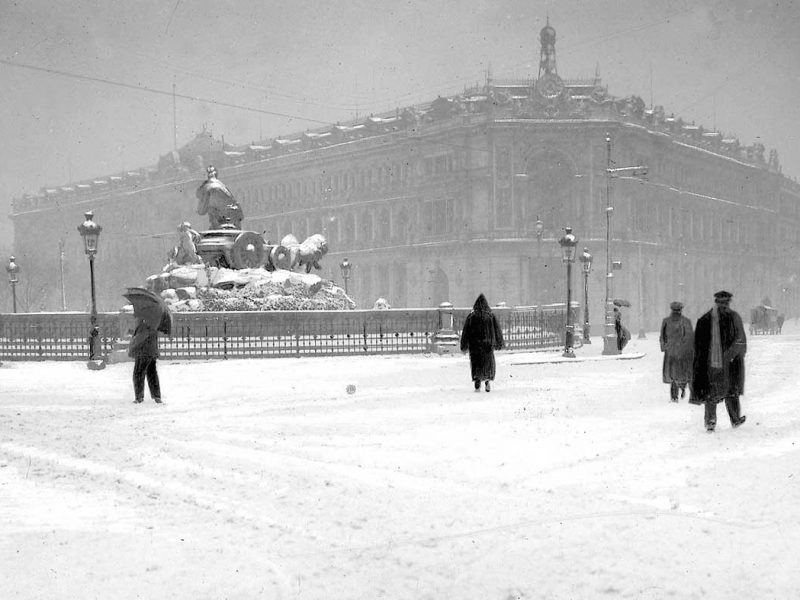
(484, 381, 491, 392)
(704, 400, 717, 432)
(680, 385, 686, 399)
(474, 379, 480, 391)
(726, 396, 746, 427)
(670, 382, 679, 402)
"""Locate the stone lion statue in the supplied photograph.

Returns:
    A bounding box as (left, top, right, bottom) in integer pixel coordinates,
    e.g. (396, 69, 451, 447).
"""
(277, 233, 329, 272)
(297, 234, 329, 273)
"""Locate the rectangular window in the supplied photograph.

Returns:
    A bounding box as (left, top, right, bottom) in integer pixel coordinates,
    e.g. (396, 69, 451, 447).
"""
(496, 188, 512, 228)
(496, 149, 511, 177)
(433, 201, 446, 235)
(445, 198, 454, 234)
(423, 201, 433, 236)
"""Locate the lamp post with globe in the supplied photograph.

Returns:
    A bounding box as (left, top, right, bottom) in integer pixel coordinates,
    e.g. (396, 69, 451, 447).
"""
(339, 257, 352, 305)
(559, 227, 578, 358)
(77, 210, 105, 370)
(579, 247, 593, 344)
(6, 256, 20, 313)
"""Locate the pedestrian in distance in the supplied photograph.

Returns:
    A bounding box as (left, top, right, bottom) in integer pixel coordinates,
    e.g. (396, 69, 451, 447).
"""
(614, 306, 631, 352)
(460, 293, 505, 392)
(129, 317, 163, 404)
(659, 301, 694, 402)
(692, 290, 747, 432)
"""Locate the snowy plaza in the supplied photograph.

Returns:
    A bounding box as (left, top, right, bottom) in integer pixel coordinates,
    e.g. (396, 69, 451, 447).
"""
(1, 324, 799, 600)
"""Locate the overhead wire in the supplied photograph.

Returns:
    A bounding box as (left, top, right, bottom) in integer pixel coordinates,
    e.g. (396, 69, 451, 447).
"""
(0, 6, 701, 139)
(0, 58, 333, 126)
(127, 48, 367, 112)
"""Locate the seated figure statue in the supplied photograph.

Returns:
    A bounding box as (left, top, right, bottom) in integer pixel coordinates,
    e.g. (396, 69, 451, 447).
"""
(195, 165, 244, 229)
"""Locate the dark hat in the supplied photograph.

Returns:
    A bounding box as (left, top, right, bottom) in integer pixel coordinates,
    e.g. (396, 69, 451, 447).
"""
(670, 301, 683, 311)
(713, 290, 733, 300)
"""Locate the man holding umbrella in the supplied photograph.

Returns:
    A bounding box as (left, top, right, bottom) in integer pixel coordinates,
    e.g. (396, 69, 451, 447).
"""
(124, 288, 172, 404)
(613, 299, 632, 352)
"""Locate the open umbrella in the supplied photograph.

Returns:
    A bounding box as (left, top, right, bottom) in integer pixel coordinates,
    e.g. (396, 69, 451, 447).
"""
(613, 298, 632, 308)
(122, 287, 172, 335)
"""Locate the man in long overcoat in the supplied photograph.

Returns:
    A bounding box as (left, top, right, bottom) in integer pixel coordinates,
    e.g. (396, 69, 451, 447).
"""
(460, 294, 504, 392)
(692, 290, 747, 432)
(129, 317, 162, 404)
(660, 301, 694, 402)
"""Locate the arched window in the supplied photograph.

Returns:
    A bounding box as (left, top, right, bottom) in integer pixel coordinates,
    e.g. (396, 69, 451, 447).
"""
(344, 213, 356, 243)
(395, 208, 409, 243)
(359, 211, 373, 241)
(295, 218, 307, 241)
(428, 268, 450, 306)
(524, 150, 576, 230)
(308, 217, 323, 237)
(378, 207, 391, 241)
(326, 216, 339, 245)
(394, 262, 407, 307)
(360, 264, 372, 304)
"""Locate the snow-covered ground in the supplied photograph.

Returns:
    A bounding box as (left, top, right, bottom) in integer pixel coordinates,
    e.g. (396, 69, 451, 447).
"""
(1, 322, 799, 600)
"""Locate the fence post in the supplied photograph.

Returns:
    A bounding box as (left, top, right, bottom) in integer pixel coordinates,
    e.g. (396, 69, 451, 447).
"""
(430, 301, 460, 355)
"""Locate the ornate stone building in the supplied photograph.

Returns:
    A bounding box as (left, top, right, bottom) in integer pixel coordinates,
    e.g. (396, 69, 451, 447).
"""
(9, 22, 800, 332)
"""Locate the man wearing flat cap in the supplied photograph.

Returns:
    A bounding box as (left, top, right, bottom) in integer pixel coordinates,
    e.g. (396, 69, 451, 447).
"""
(692, 291, 747, 432)
(660, 301, 694, 402)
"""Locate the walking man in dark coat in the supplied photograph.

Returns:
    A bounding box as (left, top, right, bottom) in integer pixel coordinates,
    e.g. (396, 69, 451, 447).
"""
(129, 317, 162, 404)
(692, 290, 746, 432)
(460, 294, 504, 392)
(660, 301, 694, 402)
(614, 306, 630, 352)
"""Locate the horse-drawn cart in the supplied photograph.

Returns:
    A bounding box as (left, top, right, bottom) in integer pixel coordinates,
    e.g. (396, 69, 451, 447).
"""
(750, 304, 779, 335)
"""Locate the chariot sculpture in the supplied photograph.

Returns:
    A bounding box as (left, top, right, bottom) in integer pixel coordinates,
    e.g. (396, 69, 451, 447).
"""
(168, 166, 329, 272)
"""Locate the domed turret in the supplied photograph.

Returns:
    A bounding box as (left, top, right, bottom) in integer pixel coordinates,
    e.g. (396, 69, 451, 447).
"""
(540, 23, 556, 46)
(538, 18, 558, 78)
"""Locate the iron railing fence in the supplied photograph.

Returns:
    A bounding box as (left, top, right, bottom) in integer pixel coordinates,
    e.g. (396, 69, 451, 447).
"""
(0, 312, 119, 361)
(0, 304, 570, 361)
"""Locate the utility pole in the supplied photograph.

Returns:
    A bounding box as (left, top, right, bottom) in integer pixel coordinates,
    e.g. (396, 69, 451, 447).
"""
(603, 133, 616, 355)
(172, 78, 178, 151)
(59, 238, 67, 310)
(603, 132, 649, 355)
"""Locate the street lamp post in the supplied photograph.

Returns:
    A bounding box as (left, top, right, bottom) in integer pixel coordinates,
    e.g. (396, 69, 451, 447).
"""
(339, 257, 352, 299)
(6, 256, 20, 313)
(77, 211, 105, 370)
(559, 227, 578, 358)
(535, 217, 544, 307)
(579, 247, 593, 344)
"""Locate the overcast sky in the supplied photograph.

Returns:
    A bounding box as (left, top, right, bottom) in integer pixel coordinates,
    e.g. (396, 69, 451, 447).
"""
(1, 0, 799, 245)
